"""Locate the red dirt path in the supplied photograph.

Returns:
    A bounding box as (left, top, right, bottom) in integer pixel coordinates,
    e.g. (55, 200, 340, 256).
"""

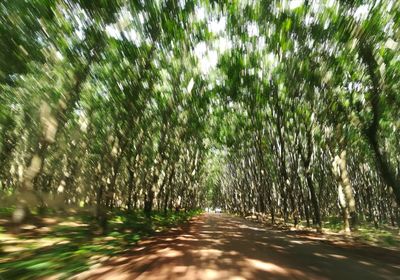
(73, 213, 400, 280)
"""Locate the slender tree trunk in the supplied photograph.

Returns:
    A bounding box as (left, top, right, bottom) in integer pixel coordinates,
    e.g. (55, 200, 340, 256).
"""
(306, 172, 321, 231)
(163, 167, 175, 214)
(359, 41, 400, 207)
(299, 127, 321, 231)
(127, 168, 134, 210)
(96, 183, 107, 234)
(14, 49, 100, 223)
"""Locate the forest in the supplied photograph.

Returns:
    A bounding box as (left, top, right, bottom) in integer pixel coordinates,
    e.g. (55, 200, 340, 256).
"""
(0, 0, 400, 279)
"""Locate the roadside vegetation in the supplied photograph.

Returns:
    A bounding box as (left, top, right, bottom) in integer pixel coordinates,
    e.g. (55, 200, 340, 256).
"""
(0, 0, 399, 278)
(0, 208, 200, 280)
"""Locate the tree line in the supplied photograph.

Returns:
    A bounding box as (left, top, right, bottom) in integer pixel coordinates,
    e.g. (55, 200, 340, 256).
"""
(214, 0, 400, 232)
(0, 0, 399, 234)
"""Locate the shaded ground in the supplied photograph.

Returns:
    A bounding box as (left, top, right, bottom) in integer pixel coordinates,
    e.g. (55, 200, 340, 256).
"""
(244, 213, 400, 249)
(73, 213, 400, 280)
(0, 210, 199, 279)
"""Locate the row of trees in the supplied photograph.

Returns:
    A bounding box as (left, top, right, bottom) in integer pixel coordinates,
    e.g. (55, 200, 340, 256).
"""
(214, 0, 400, 232)
(0, 0, 399, 234)
(0, 0, 213, 232)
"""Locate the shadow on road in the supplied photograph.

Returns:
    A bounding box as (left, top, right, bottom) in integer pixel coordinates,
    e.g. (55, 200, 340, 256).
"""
(74, 213, 400, 280)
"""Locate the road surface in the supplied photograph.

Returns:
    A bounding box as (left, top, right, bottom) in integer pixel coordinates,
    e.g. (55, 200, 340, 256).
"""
(74, 213, 400, 280)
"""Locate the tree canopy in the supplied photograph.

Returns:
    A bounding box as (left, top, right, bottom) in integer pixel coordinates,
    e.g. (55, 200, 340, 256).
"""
(1, 0, 400, 234)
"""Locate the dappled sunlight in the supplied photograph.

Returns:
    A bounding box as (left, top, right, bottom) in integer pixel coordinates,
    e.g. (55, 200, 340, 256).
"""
(0, 210, 200, 279)
(313, 252, 328, 258)
(238, 224, 266, 232)
(1, 245, 26, 253)
(199, 268, 220, 279)
(327, 254, 348, 260)
(58, 221, 89, 227)
(289, 239, 315, 245)
(270, 244, 284, 250)
(67, 213, 400, 280)
(192, 248, 224, 259)
(358, 260, 373, 266)
(172, 265, 189, 273)
(133, 246, 146, 252)
(176, 236, 198, 241)
(201, 238, 225, 245)
(0, 211, 398, 279)
(245, 258, 297, 276)
(156, 247, 184, 258)
(1, 0, 400, 278)
(41, 218, 58, 224)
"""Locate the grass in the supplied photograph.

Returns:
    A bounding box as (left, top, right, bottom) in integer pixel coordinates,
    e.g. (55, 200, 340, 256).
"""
(249, 213, 400, 249)
(322, 216, 400, 248)
(0, 208, 14, 216)
(0, 208, 201, 280)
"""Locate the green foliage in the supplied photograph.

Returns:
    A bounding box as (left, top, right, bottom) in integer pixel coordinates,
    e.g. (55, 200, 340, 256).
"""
(0, 0, 399, 276)
(0, 209, 199, 279)
(323, 216, 400, 248)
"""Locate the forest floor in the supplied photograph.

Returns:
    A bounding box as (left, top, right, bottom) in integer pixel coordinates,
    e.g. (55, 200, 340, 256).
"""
(1, 211, 399, 279)
(243, 214, 400, 250)
(0, 208, 199, 280)
(72, 213, 400, 280)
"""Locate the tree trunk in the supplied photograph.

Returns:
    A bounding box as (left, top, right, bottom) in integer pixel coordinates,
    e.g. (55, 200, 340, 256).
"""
(127, 168, 135, 210)
(96, 183, 107, 234)
(14, 52, 97, 223)
(359, 41, 400, 207)
(306, 172, 321, 231)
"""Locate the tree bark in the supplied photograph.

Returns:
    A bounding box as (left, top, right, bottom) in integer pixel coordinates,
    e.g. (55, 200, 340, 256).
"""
(359, 41, 400, 207)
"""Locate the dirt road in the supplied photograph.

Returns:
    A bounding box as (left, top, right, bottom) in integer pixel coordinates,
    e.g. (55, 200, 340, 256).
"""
(74, 213, 400, 280)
